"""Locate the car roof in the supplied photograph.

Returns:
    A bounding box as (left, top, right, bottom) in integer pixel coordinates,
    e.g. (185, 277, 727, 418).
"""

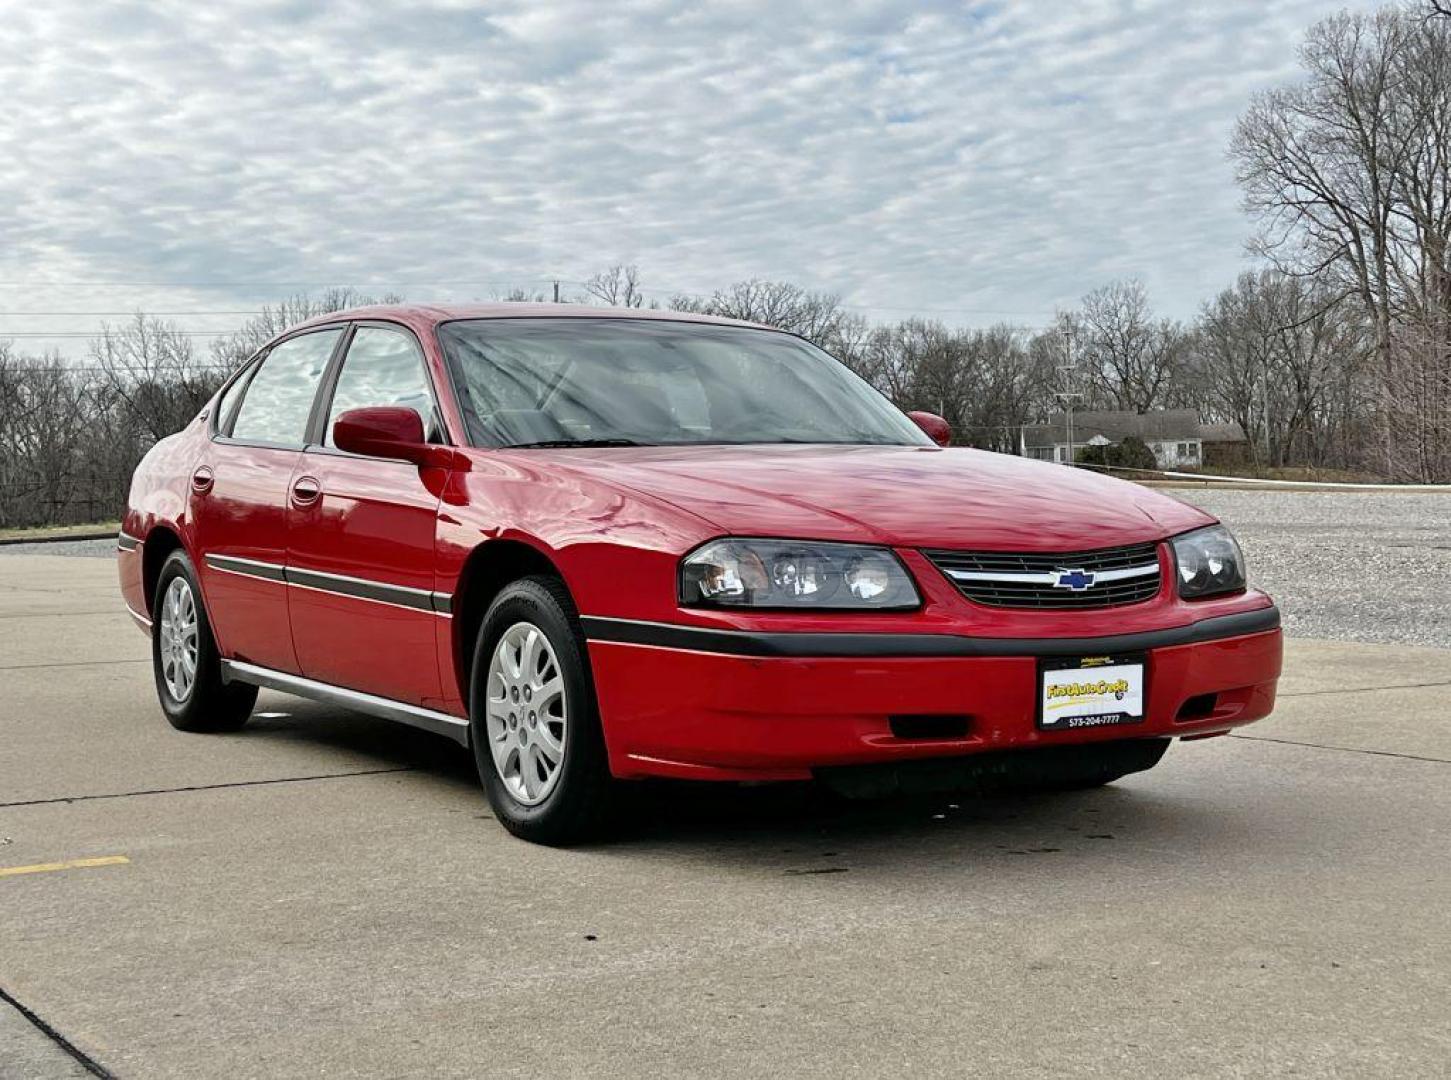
(290, 302, 780, 335)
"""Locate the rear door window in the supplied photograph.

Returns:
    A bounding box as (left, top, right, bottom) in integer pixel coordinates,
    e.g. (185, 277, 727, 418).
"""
(229, 330, 342, 447)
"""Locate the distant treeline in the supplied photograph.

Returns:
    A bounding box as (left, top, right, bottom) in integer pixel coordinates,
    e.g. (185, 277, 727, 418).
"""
(0, 265, 1396, 530)
(1, 1, 1447, 528)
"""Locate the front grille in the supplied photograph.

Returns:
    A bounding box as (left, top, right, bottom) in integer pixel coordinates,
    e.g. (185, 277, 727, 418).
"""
(925, 541, 1162, 609)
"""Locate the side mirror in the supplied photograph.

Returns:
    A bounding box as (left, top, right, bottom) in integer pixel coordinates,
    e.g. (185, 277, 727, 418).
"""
(332, 406, 430, 463)
(907, 411, 952, 447)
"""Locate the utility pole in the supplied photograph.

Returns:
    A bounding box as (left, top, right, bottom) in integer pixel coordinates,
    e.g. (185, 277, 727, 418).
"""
(1055, 327, 1083, 465)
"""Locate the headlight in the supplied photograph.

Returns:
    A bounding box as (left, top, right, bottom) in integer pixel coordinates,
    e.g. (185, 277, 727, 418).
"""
(680, 539, 920, 610)
(1171, 525, 1246, 599)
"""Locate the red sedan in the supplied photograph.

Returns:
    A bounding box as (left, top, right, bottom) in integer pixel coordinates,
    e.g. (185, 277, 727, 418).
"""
(119, 304, 1281, 843)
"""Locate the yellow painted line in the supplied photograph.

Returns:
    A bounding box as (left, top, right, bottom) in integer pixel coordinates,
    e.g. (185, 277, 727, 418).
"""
(0, 855, 130, 878)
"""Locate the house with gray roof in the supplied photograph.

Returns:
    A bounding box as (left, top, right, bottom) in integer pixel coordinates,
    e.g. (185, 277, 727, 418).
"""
(1019, 409, 1248, 469)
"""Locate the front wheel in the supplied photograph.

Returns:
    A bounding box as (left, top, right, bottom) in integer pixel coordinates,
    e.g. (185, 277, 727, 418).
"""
(152, 549, 257, 732)
(469, 576, 615, 845)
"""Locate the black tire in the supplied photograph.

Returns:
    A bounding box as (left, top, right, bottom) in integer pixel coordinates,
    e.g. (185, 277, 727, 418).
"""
(152, 549, 257, 733)
(469, 576, 615, 845)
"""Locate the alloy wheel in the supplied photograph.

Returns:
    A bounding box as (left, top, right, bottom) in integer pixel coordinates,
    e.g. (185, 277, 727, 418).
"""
(158, 576, 199, 702)
(485, 621, 568, 805)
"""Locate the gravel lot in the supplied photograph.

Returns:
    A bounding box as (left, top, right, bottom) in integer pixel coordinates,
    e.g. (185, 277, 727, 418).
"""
(5, 487, 1447, 646)
(1164, 488, 1451, 649)
(0, 536, 118, 557)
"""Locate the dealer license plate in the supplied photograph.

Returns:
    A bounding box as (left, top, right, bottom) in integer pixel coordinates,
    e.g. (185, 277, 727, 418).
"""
(1037, 655, 1146, 731)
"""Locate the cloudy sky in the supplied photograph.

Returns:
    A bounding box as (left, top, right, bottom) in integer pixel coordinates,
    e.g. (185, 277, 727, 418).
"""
(1, 0, 1378, 355)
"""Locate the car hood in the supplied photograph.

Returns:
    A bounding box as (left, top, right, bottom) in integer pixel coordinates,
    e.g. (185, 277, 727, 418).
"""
(537, 444, 1214, 551)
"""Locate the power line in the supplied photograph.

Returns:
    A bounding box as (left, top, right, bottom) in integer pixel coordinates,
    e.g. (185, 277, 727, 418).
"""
(0, 276, 1059, 321)
(0, 363, 232, 373)
(0, 278, 569, 288)
(0, 331, 231, 339)
(0, 310, 264, 316)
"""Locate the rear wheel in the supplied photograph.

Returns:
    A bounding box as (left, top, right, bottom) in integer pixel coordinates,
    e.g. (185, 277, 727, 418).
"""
(152, 549, 257, 732)
(469, 576, 615, 845)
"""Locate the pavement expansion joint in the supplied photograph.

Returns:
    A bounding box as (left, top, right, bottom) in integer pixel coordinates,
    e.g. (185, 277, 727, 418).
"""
(0, 766, 417, 809)
(0, 610, 132, 620)
(0, 658, 148, 672)
(0, 984, 115, 1078)
(1230, 733, 1451, 765)
(1279, 679, 1451, 699)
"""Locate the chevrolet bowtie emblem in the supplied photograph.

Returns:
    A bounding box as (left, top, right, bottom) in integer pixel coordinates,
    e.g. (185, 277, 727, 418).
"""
(1053, 568, 1096, 591)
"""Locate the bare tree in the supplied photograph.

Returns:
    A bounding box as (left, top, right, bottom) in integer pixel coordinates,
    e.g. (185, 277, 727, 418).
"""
(822, 310, 873, 373)
(851, 321, 920, 404)
(90, 314, 220, 444)
(1231, 7, 1451, 478)
(0, 352, 94, 527)
(670, 279, 855, 347)
(969, 325, 1056, 452)
(585, 264, 645, 308)
(1071, 281, 1187, 413)
(0, 291, 410, 527)
(1195, 271, 1372, 469)
(497, 287, 550, 303)
(843, 320, 1050, 450)
(210, 288, 402, 374)
(1231, 13, 1407, 375)
(902, 320, 971, 428)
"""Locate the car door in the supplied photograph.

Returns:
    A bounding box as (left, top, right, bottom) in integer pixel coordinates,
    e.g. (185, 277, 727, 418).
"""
(192, 327, 344, 674)
(285, 323, 448, 709)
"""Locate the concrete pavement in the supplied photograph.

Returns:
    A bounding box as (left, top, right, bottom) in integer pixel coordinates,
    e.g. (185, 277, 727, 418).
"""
(1, 553, 1448, 1077)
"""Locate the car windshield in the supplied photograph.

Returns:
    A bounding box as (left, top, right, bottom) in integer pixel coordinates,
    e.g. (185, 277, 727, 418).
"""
(437, 317, 931, 449)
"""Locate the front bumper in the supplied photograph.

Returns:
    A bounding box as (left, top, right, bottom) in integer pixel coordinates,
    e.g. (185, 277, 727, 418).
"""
(586, 608, 1282, 781)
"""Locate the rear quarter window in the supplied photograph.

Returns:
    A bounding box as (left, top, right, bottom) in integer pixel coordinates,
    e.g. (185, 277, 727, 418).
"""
(229, 329, 341, 446)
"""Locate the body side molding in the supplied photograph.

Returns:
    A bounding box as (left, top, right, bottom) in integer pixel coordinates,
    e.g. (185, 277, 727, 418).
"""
(221, 660, 470, 745)
(205, 553, 288, 582)
(203, 554, 451, 614)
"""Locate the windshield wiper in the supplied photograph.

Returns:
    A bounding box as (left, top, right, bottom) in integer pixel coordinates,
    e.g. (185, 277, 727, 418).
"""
(501, 438, 647, 449)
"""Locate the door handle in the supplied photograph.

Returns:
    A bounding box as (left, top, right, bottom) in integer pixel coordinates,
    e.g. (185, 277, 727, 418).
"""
(191, 466, 214, 494)
(291, 476, 322, 507)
